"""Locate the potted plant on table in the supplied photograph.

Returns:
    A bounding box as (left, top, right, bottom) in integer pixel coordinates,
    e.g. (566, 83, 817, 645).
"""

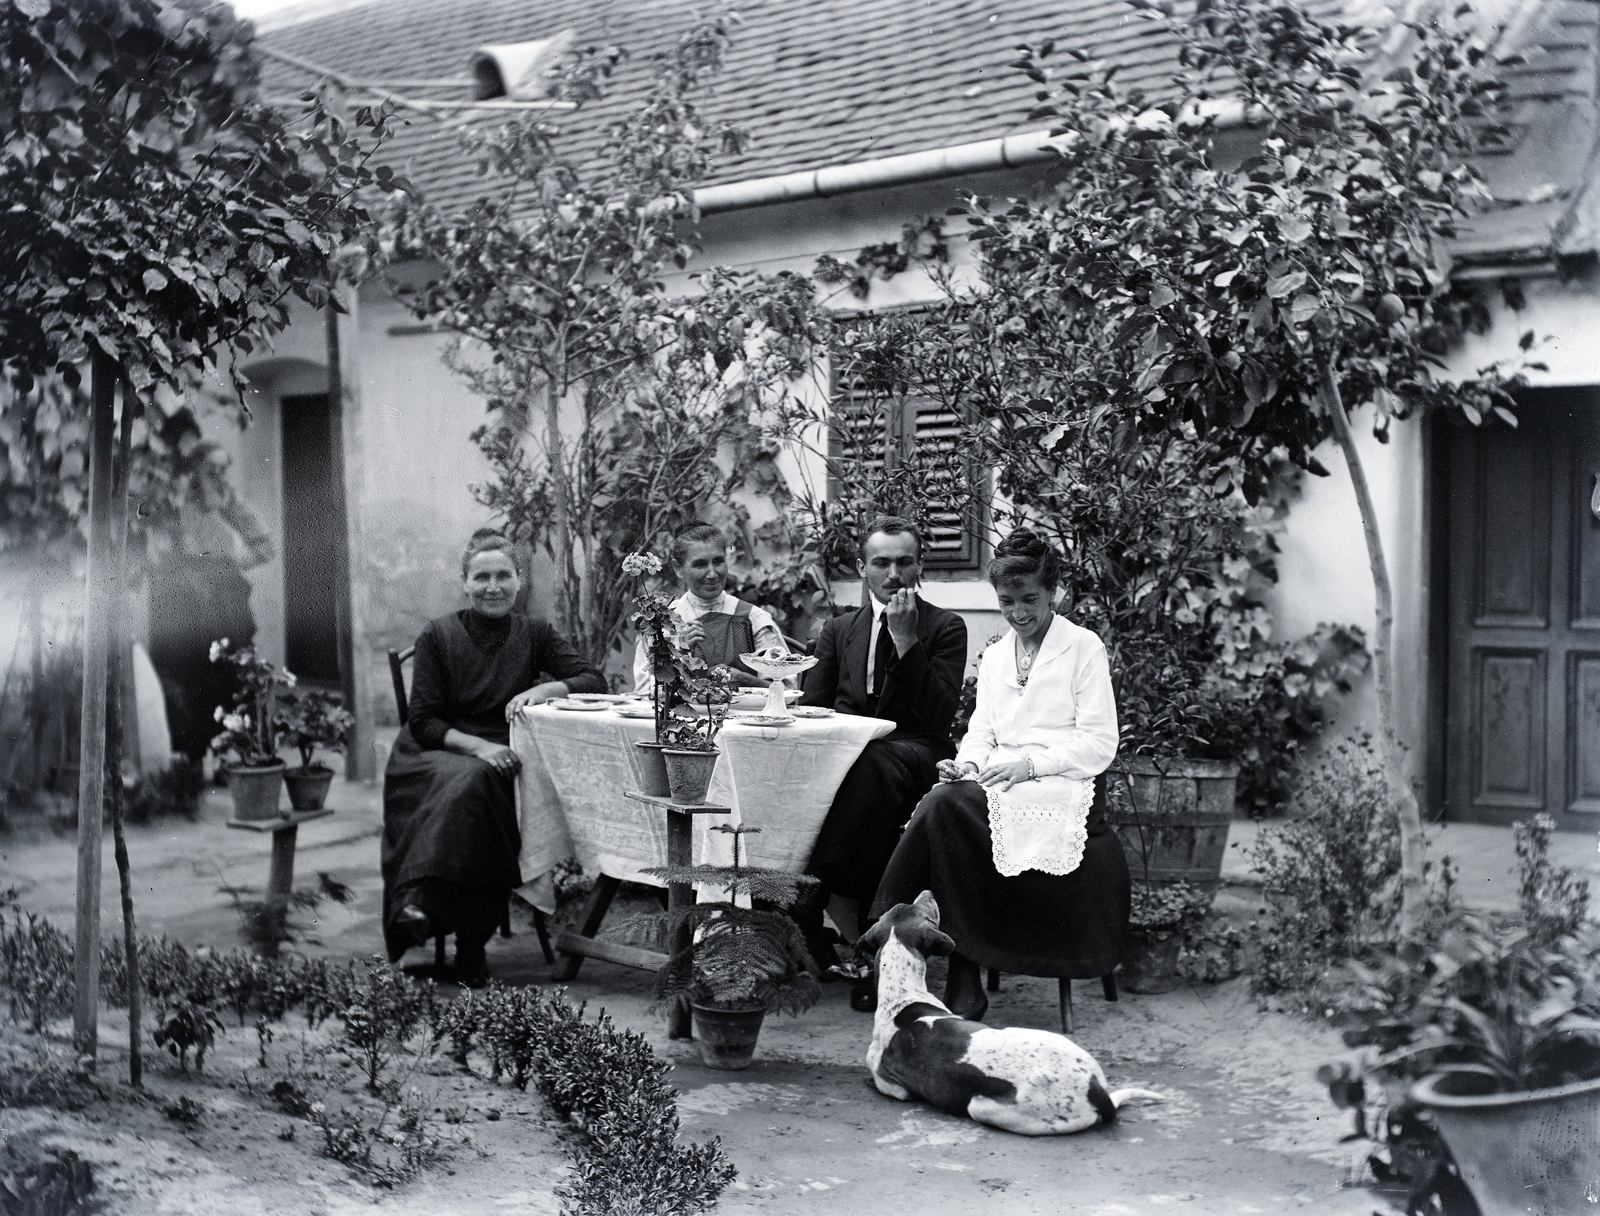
(208, 639, 295, 821)
(659, 663, 735, 806)
(274, 688, 354, 811)
(1326, 817, 1600, 1216)
(635, 824, 821, 1069)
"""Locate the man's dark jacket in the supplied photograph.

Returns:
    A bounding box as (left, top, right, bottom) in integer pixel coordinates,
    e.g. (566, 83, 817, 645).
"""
(800, 596, 967, 755)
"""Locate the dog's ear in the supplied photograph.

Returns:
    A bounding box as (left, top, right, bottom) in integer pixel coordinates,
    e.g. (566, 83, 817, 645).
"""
(858, 916, 892, 957)
(908, 925, 956, 958)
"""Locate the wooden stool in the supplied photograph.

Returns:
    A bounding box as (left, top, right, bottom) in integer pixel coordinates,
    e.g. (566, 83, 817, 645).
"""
(985, 968, 1119, 1034)
(553, 791, 729, 1039)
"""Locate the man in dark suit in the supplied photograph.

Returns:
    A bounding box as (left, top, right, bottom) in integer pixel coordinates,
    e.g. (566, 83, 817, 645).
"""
(799, 516, 967, 987)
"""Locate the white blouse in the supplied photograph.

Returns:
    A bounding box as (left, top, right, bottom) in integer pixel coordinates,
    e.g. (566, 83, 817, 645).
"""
(956, 615, 1119, 779)
(631, 591, 785, 694)
(953, 615, 1119, 877)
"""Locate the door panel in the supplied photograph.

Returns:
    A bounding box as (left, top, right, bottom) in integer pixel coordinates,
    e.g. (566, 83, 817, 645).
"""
(280, 393, 342, 683)
(1445, 390, 1600, 824)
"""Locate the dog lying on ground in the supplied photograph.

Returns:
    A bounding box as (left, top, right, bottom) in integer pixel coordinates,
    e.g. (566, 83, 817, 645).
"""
(858, 891, 1164, 1136)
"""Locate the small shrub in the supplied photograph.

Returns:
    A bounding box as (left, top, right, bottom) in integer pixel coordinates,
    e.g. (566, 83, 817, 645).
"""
(311, 1087, 441, 1188)
(0, 1142, 95, 1216)
(162, 1095, 206, 1126)
(1248, 737, 1407, 996)
(0, 911, 74, 1033)
(1514, 814, 1589, 947)
(152, 1000, 224, 1073)
(334, 958, 434, 1090)
(269, 1078, 314, 1117)
(122, 758, 204, 825)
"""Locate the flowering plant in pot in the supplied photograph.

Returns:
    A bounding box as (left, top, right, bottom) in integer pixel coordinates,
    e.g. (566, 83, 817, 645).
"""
(632, 824, 821, 1069)
(625, 550, 682, 796)
(207, 639, 295, 821)
(658, 664, 735, 805)
(273, 688, 353, 812)
(1325, 817, 1600, 1216)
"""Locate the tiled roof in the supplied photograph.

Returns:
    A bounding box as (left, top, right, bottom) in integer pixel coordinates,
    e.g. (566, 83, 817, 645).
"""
(256, 0, 1600, 260)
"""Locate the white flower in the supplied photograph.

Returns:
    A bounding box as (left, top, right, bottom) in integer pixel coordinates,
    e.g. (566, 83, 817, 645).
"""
(622, 552, 663, 577)
(223, 712, 249, 733)
(209, 639, 229, 663)
(214, 705, 226, 722)
(281, 670, 298, 688)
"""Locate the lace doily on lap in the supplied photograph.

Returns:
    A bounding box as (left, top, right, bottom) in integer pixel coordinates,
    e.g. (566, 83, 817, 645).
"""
(985, 775, 1095, 878)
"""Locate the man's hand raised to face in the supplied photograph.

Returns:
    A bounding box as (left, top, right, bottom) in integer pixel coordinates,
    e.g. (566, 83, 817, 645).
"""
(885, 587, 920, 655)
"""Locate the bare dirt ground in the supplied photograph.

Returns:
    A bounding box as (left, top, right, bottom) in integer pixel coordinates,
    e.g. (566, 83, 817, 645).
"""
(4, 765, 1567, 1216)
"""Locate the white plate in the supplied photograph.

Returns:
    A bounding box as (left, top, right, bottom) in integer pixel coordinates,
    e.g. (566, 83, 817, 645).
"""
(548, 699, 610, 712)
(733, 713, 794, 727)
(790, 706, 834, 718)
(569, 693, 628, 703)
(613, 705, 656, 719)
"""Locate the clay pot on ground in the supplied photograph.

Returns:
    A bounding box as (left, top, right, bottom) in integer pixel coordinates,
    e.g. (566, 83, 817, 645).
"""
(632, 741, 672, 798)
(1412, 1071, 1600, 1216)
(1118, 925, 1184, 994)
(1105, 757, 1239, 891)
(226, 761, 286, 821)
(691, 1003, 765, 1070)
(283, 765, 335, 812)
(662, 748, 718, 805)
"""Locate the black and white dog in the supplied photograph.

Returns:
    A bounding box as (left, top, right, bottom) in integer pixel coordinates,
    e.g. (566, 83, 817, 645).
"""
(859, 891, 1163, 1135)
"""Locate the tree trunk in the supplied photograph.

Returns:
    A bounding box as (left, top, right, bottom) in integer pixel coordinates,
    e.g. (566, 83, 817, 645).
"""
(1319, 361, 1426, 938)
(544, 368, 575, 637)
(72, 352, 118, 1063)
(324, 296, 361, 781)
(107, 383, 141, 1088)
(28, 582, 43, 794)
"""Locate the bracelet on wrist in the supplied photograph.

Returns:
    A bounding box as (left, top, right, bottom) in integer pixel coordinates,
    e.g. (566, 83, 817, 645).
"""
(1025, 757, 1036, 780)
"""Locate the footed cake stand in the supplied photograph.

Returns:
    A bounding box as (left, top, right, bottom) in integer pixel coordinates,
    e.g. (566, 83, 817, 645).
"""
(740, 652, 817, 720)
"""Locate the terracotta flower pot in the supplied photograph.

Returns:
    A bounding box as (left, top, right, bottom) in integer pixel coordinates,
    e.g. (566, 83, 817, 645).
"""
(632, 741, 672, 798)
(226, 761, 286, 822)
(691, 1003, 765, 1070)
(1119, 924, 1184, 994)
(284, 765, 335, 812)
(1105, 757, 1238, 893)
(663, 748, 718, 806)
(1412, 1071, 1600, 1216)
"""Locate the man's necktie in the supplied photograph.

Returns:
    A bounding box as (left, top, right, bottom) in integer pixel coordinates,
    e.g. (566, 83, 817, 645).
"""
(871, 613, 893, 699)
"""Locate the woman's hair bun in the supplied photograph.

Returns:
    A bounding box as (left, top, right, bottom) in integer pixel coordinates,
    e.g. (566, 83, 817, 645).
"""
(987, 527, 1061, 590)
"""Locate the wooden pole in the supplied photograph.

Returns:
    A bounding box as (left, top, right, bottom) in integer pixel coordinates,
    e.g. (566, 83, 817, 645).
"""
(28, 582, 43, 793)
(324, 301, 358, 779)
(107, 382, 142, 1087)
(72, 352, 118, 1063)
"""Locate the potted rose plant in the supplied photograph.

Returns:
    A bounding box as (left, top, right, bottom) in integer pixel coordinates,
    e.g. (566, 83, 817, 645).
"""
(634, 824, 821, 1069)
(659, 663, 735, 805)
(208, 639, 295, 821)
(274, 688, 353, 811)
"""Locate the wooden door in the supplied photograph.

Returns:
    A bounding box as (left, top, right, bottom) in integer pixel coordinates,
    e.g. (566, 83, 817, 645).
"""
(279, 393, 342, 683)
(1445, 389, 1600, 824)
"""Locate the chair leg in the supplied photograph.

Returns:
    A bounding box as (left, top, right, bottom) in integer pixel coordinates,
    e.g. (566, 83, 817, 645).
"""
(533, 909, 555, 965)
(499, 899, 513, 939)
(433, 933, 447, 971)
(986, 968, 1001, 993)
(1058, 977, 1073, 1035)
(1102, 972, 1118, 1002)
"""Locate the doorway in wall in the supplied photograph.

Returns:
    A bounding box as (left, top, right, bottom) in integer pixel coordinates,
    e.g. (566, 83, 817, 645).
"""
(280, 393, 342, 683)
(1442, 387, 1600, 825)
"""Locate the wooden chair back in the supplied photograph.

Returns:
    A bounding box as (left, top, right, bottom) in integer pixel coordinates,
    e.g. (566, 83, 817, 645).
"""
(387, 646, 413, 727)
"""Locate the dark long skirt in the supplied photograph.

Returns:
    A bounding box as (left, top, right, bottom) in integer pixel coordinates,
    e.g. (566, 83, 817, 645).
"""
(147, 554, 256, 763)
(381, 728, 520, 964)
(809, 736, 944, 911)
(871, 779, 1131, 978)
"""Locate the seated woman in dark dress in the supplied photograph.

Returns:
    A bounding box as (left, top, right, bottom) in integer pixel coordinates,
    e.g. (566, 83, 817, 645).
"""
(383, 533, 604, 984)
(870, 529, 1129, 1020)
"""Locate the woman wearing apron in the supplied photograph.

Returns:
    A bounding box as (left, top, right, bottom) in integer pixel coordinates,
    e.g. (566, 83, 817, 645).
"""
(632, 522, 787, 692)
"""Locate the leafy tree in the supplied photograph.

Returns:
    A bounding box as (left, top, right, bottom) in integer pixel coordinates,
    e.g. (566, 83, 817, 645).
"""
(968, 0, 1528, 933)
(411, 17, 822, 664)
(0, 0, 396, 1063)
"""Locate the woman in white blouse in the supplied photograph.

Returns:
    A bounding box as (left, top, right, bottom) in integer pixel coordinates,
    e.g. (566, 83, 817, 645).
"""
(632, 522, 787, 692)
(869, 529, 1130, 1021)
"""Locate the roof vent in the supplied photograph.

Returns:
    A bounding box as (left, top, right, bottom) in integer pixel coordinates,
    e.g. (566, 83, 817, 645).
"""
(471, 30, 575, 101)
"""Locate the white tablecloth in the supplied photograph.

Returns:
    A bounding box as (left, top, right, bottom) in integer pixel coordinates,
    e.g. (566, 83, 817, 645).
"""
(510, 706, 894, 908)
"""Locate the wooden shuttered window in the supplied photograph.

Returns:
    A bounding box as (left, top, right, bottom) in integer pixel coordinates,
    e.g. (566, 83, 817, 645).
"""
(828, 389, 983, 571)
